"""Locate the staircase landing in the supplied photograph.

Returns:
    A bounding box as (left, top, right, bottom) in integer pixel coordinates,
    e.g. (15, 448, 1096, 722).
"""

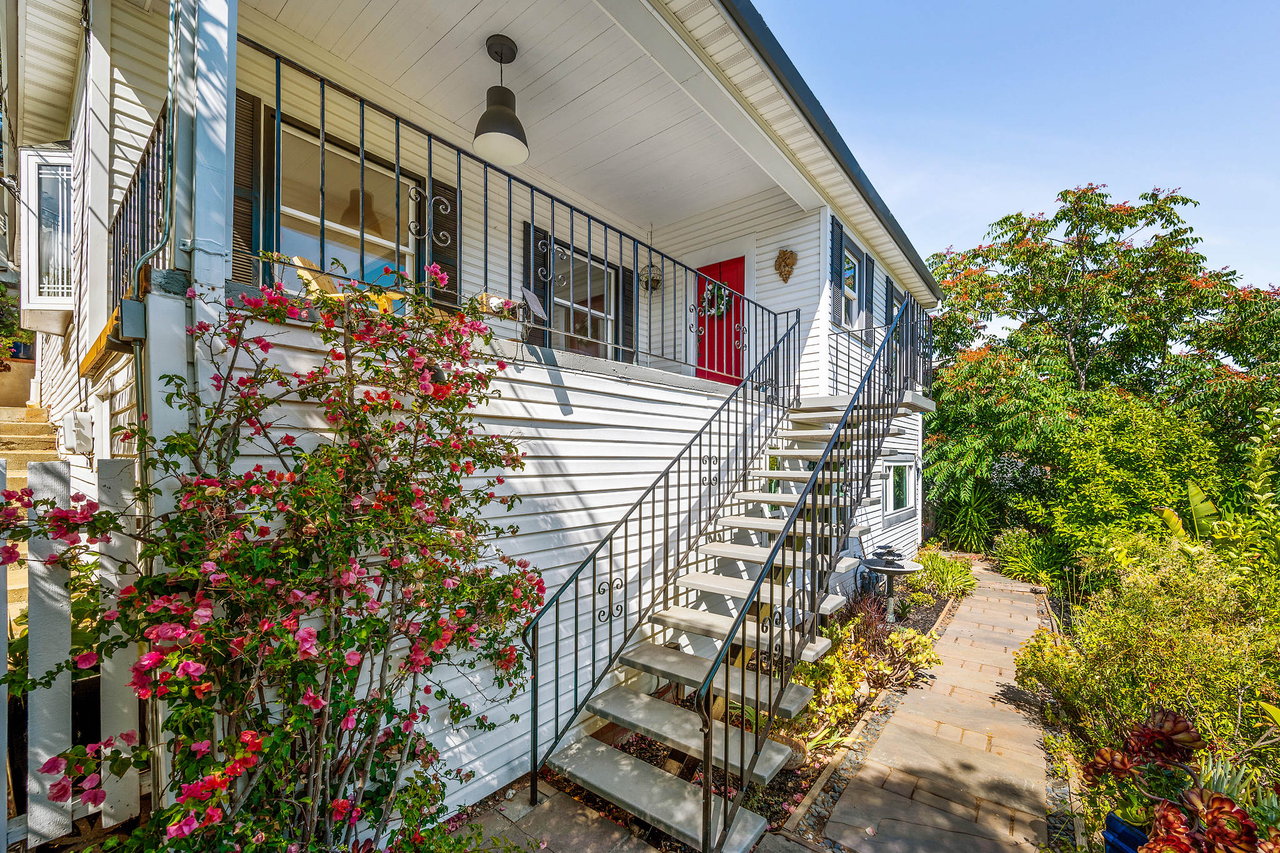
(1, 406, 58, 609)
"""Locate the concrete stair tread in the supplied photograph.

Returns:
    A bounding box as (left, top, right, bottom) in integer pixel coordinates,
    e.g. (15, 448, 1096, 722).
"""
(697, 541, 861, 573)
(736, 490, 882, 510)
(0, 407, 48, 422)
(547, 737, 766, 853)
(618, 641, 811, 718)
(794, 392, 933, 413)
(716, 515, 870, 538)
(586, 685, 791, 785)
(749, 468, 848, 483)
(779, 427, 907, 442)
(768, 447, 891, 460)
(649, 605, 832, 663)
(676, 571, 846, 615)
(790, 410, 913, 425)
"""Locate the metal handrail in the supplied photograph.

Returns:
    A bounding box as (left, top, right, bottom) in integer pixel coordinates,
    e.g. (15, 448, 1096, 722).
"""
(522, 309, 802, 803)
(693, 299, 930, 851)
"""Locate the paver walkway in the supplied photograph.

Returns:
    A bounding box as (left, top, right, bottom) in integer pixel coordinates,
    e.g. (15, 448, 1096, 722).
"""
(473, 786, 659, 853)
(823, 566, 1049, 852)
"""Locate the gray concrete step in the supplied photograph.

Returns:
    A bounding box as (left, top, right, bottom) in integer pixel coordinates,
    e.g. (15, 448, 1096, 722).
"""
(548, 737, 767, 853)
(716, 515, 870, 539)
(649, 606, 832, 663)
(586, 684, 791, 785)
(618, 641, 811, 718)
(778, 426, 908, 443)
(736, 490, 881, 510)
(748, 468, 847, 483)
(697, 541, 861, 574)
(768, 447, 892, 461)
(676, 571, 846, 616)
(794, 391, 933, 414)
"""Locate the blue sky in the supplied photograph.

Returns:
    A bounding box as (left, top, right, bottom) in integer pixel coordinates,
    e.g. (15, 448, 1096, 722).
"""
(753, 0, 1279, 289)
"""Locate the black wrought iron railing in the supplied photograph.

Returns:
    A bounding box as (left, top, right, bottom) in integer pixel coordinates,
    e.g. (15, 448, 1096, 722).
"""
(230, 38, 787, 384)
(695, 299, 931, 852)
(830, 309, 933, 396)
(521, 311, 802, 801)
(109, 109, 169, 307)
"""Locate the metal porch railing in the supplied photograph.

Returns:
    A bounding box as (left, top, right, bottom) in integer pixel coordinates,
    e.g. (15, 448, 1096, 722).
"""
(228, 38, 789, 384)
(109, 108, 169, 307)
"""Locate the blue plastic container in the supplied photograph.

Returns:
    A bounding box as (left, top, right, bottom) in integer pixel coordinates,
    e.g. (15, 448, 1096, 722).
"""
(1103, 813, 1148, 853)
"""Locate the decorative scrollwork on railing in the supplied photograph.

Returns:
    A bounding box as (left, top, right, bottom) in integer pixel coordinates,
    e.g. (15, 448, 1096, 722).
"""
(595, 577, 625, 623)
(700, 454, 721, 487)
(407, 186, 454, 247)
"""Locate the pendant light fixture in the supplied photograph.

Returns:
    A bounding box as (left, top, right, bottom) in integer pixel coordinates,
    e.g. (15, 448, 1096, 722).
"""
(473, 34, 529, 167)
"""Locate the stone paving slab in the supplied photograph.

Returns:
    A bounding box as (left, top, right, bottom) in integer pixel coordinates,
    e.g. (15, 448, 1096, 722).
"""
(471, 790, 658, 853)
(824, 564, 1048, 852)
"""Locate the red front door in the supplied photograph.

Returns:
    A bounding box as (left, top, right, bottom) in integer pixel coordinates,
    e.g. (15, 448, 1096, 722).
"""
(695, 257, 745, 384)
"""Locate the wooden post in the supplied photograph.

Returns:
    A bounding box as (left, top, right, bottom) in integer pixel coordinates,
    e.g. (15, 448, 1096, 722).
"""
(97, 460, 140, 826)
(26, 460, 72, 846)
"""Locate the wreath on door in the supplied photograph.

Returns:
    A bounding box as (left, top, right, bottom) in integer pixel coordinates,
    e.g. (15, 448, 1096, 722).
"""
(701, 281, 732, 318)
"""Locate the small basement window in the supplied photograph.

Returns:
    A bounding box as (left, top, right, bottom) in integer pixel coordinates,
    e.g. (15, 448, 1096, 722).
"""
(889, 464, 914, 513)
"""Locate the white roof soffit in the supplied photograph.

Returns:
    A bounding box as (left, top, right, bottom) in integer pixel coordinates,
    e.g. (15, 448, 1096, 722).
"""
(14, 0, 83, 147)
(592, 0, 823, 215)
(599, 0, 942, 307)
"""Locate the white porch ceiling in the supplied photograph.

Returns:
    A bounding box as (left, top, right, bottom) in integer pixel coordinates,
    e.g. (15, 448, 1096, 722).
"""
(246, 0, 782, 229)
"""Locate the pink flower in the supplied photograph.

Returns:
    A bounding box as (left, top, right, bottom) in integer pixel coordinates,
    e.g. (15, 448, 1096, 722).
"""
(38, 756, 66, 775)
(120, 730, 138, 747)
(341, 710, 356, 731)
(300, 687, 326, 711)
(190, 740, 212, 757)
(442, 577, 459, 589)
(295, 626, 319, 660)
(48, 776, 73, 802)
(176, 660, 207, 679)
(75, 652, 99, 670)
(344, 651, 362, 667)
(166, 813, 199, 839)
(80, 787, 107, 807)
(103, 609, 119, 621)
(80, 773, 101, 789)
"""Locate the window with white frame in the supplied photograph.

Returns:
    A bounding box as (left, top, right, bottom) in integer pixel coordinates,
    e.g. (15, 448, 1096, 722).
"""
(839, 246, 860, 328)
(889, 464, 914, 513)
(20, 148, 73, 305)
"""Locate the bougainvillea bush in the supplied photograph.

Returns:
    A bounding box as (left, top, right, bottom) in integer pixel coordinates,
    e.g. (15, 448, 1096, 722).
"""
(1, 266, 542, 850)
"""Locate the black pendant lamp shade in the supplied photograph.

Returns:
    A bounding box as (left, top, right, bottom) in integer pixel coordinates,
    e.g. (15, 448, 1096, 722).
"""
(474, 34, 529, 167)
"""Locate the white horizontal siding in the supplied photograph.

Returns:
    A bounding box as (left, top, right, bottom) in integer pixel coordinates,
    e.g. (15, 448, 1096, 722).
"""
(109, 1, 167, 215)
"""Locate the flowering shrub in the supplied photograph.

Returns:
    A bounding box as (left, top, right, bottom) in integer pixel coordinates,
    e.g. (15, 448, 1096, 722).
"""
(1, 267, 542, 849)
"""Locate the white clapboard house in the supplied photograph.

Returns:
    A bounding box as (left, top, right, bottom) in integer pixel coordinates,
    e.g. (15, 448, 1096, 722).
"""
(3, 0, 939, 849)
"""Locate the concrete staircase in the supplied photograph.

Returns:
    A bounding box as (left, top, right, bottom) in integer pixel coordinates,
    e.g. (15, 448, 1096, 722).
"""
(0, 406, 59, 608)
(543, 391, 933, 853)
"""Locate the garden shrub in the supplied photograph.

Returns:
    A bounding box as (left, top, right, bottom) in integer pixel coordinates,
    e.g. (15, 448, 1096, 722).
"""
(992, 527, 1071, 586)
(913, 550, 977, 600)
(1016, 392, 1222, 557)
(1015, 534, 1280, 771)
(783, 598, 940, 750)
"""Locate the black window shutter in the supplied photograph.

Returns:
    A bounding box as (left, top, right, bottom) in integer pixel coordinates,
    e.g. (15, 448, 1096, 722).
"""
(618, 266, 636, 364)
(523, 223, 550, 348)
(232, 90, 260, 285)
(830, 216, 844, 325)
(884, 276, 895, 325)
(862, 253, 874, 328)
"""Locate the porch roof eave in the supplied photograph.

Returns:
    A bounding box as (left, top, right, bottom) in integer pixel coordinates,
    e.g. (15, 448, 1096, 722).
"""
(642, 0, 944, 308)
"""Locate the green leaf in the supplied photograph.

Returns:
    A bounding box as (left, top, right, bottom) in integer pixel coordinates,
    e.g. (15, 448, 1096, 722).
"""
(1188, 481, 1220, 539)
(1258, 701, 1280, 730)
(1154, 506, 1188, 541)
